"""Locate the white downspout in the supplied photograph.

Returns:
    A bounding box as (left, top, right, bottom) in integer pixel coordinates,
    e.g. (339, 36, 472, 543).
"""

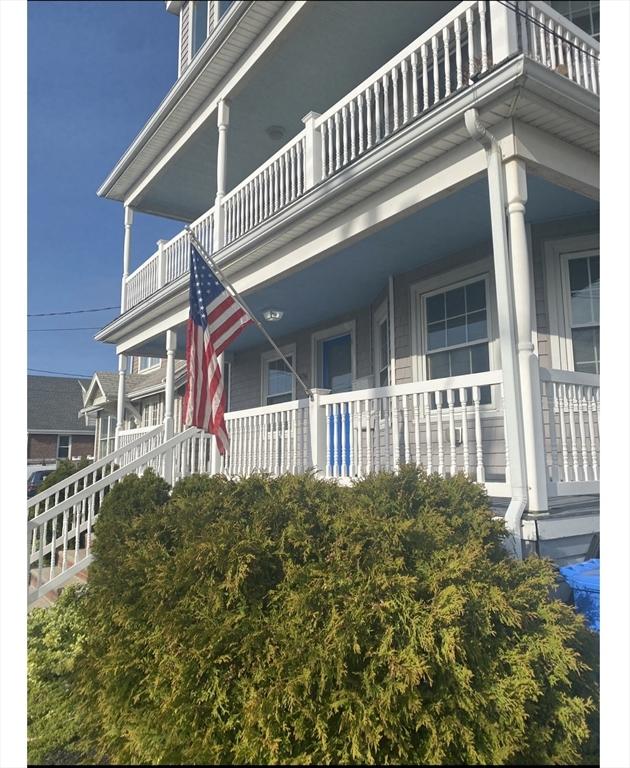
(464, 108, 528, 557)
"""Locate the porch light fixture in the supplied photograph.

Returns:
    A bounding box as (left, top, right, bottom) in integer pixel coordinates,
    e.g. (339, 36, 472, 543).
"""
(263, 308, 284, 322)
(265, 125, 285, 141)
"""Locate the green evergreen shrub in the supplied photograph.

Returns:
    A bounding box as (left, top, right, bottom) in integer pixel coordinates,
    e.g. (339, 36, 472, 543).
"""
(64, 467, 597, 765)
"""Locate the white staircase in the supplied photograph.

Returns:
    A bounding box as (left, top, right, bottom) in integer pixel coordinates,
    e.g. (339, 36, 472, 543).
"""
(27, 426, 216, 606)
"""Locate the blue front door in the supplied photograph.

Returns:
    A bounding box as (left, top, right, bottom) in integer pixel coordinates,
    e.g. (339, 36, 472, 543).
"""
(322, 335, 352, 473)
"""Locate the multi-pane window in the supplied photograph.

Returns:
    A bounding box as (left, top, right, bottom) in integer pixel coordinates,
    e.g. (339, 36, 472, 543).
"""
(57, 435, 71, 460)
(424, 277, 491, 404)
(98, 415, 116, 458)
(549, 1, 600, 40)
(567, 255, 599, 373)
(138, 356, 160, 372)
(191, 1, 209, 56)
(218, 0, 234, 20)
(264, 354, 294, 406)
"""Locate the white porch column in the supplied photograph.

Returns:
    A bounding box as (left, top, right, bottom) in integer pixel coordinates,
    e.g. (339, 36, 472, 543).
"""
(301, 111, 322, 190)
(213, 98, 230, 253)
(164, 330, 177, 440)
(114, 353, 127, 451)
(120, 206, 133, 313)
(505, 159, 549, 512)
(308, 388, 330, 477)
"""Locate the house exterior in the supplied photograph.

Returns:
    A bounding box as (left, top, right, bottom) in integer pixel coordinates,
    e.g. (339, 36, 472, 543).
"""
(27, 375, 95, 469)
(28, 0, 600, 604)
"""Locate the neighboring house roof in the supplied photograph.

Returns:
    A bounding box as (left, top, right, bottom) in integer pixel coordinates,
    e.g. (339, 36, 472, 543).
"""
(28, 376, 95, 434)
(82, 363, 187, 411)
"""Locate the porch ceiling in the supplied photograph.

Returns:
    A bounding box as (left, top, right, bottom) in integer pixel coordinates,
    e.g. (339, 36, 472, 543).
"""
(132, 173, 597, 359)
(131, 1, 459, 221)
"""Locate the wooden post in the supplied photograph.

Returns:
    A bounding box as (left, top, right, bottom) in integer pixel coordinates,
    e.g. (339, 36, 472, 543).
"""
(114, 353, 127, 451)
(120, 205, 133, 312)
(302, 111, 322, 190)
(308, 388, 330, 477)
(505, 158, 548, 512)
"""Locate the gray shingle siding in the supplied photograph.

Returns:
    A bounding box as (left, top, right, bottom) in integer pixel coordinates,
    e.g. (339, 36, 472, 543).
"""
(28, 376, 94, 433)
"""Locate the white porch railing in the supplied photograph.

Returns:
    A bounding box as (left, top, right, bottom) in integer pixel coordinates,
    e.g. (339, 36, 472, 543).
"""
(116, 425, 156, 448)
(315, 0, 489, 179)
(540, 368, 599, 495)
(120, 1, 599, 313)
(522, 1, 599, 94)
(320, 370, 509, 496)
(221, 399, 311, 476)
(223, 131, 307, 246)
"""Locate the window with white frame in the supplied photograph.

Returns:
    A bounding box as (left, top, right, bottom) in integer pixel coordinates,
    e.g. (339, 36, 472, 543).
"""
(191, 1, 209, 57)
(565, 254, 600, 374)
(138, 356, 160, 372)
(57, 435, 71, 460)
(262, 346, 296, 406)
(374, 300, 389, 388)
(98, 415, 116, 457)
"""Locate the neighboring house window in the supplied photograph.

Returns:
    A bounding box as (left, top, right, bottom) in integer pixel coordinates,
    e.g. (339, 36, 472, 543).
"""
(57, 435, 71, 459)
(549, 1, 599, 40)
(374, 300, 389, 388)
(565, 254, 600, 374)
(138, 356, 160, 372)
(98, 415, 116, 457)
(191, 1, 209, 56)
(262, 346, 296, 406)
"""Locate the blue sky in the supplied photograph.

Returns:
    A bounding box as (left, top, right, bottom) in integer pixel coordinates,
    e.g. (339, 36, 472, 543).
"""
(28, 0, 184, 376)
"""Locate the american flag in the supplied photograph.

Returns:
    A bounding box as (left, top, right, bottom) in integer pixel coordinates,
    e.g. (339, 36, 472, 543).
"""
(182, 245, 252, 453)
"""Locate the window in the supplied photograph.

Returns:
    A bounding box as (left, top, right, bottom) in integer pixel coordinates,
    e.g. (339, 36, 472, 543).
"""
(566, 254, 600, 373)
(191, 1, 209, 56)
(549, 1, 599, 40)
(423, 278, 491, 404)
(262, 346, 296, 406)
(57, 435, 71, 459)
(98, 415, 116, 457)
(374, 300, 389, 388)
(218, 0, 235, 20)
(312, 322, 355, 395)
(138, 356, 160, 372)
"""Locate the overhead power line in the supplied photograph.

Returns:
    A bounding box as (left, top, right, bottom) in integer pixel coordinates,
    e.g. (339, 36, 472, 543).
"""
(27, 305, 120, 318)
(28, 368, 93, 377)
(28, 327, 103, 332)
(498, 0, 599, 62)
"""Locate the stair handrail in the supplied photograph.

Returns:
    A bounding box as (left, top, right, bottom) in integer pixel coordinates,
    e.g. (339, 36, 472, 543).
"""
(27, 425, 164, 509)
(28, 427, 201, 532)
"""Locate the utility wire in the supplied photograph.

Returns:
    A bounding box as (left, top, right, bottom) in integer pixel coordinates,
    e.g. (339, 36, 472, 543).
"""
(28, 368, 93, 377)
(498, 0, 599, 61)
(27, 305, 119, 317)
(28, 327, 103, 332)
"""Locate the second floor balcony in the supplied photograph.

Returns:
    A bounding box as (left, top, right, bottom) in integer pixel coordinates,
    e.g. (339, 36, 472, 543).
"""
(102, 0, 599, 322)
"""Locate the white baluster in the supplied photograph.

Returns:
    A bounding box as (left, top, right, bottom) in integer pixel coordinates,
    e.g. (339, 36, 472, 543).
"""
(442, 27, 451, 97)
(365, 88, 373, 149)
(587, 387, 599, 481)
(292, 146, 298, 201)
(432, 35, 439, 104)
(567, 384, 580, 481)
(576, 385, 589, 481)
(373, 398, 381, 472)
(403, 394, 411, 464)
(565, 33, 574, 80)
(557, 384, 569, 482)
(292, 409, 298, 474)
(466, 8, 476, 82)
(546, 381, 559, 484)
(479, 1, 488, 72)
(340, 403, 348, 478)
(548, 20, 557, 70)
(374, 80, 381, 143)
(400, 58, 409, 124)
(538, 12, 548, 66)
(573, 37, 582, 85)
(413, 392, 421, 466)
(424, 392, 432, 474)
(334, 112, 341, 171)
(459, 387, 470, 477)
(355, 400, 362, 477)
(342, 105, 349, 166)
(421, 43, 429, 110)
(357, 93, 365, 154)
(436, 392, 444, 476)
(284, 152, 291, 207)
(472, 385, 484, 482)
(349, 100, 357, 161)
(332, 404, 340, 478)
(447, 389, 456, 475)
(556, 24, 565, 73)
(589, 49, 598, 95)
(327, 116, 334, 175)
(410, 51, 419, 117)
(454, 16, 463, 89)
(320, 121, 327, 179)
(581, 43, 590, 90)
(392, 68, 399, 133)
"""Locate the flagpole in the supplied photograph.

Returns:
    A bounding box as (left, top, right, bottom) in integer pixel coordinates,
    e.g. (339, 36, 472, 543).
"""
(186, 226, 313, 400)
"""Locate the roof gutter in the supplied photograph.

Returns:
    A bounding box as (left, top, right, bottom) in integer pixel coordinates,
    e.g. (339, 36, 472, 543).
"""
(464, 107, 528, 559)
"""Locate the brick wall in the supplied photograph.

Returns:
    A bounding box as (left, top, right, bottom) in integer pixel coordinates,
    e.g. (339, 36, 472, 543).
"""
(28, 433, 95, 462)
